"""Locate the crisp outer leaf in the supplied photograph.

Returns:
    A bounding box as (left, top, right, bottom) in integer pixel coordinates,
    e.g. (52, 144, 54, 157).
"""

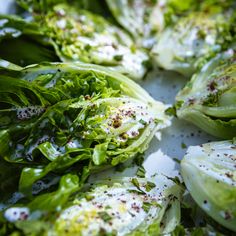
(106, 0, 165, 48)
(28, 173, 79, 211)
(1, 9, 149, 80)
(176, 51, 236, 138)
(181, 140, 236, 232)
(40, 4, 149, 80)
(0, 59, 23, 71)
(2, 175, 182, 235)
(152, 10, 235, 76)
(52, 175, 182, 235)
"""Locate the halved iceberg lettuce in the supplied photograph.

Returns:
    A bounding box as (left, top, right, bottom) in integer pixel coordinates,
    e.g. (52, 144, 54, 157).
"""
(176, 51, 236, 138)
(152, 11, 235, 76)
(0, 62, 170, 197)
(3, 175, 183, 235)
(181, 140, 236, 232)
(106, 0, 166, 48)
(0, 3, 150, 80)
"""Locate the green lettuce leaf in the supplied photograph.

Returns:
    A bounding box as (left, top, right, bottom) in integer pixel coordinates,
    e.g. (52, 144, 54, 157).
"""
(0, 62, 170, 198)
(106, 0, 166, 49)
(1, 3, 150, 80)
(42, 4, 149, 80)
(151, 9, 235, 77)
(0, 14, 58, 66)
(3, 175, 183, 235)
(181, 140, 236, 232)
(176, 51, 236, 138)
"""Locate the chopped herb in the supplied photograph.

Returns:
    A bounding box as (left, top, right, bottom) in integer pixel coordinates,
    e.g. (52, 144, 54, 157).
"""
(84, 44, 91, 51)
(181, 142, 187, 149)
(131, 178, 140, 188)
(98, 211, 113, 222)
(154, 118, 161, 124)
(142, 200, 161, 213)
(136, 166, 146, 178)
(142, 59, 153, 70)
(130, 44, 136, 53)
(139, 119, 147, 125)
(174, 55, 185, 62)
(113, 55, 123, 61)
(165, 176, 183, 187)
(99, 227, 117, 236)
(105, 205, 112, 210)
(133, 154, 144, 166)
(131, 178, 146, 194)
(175, 101, 184, 110)
(173, 158, 181, 164)
(165, 106, 176, 116)
(128, 189, 145, 195)
(85, 194, 95, 201)
(142, 202, 152, 213)
(115, 163, 126, 172)
(197, 29, 206, 39)
(145, 181, 156, 192)
(202, 91, 222, 106)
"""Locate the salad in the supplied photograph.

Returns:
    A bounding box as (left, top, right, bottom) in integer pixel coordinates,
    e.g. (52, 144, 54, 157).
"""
(0, 0, 235, 235)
